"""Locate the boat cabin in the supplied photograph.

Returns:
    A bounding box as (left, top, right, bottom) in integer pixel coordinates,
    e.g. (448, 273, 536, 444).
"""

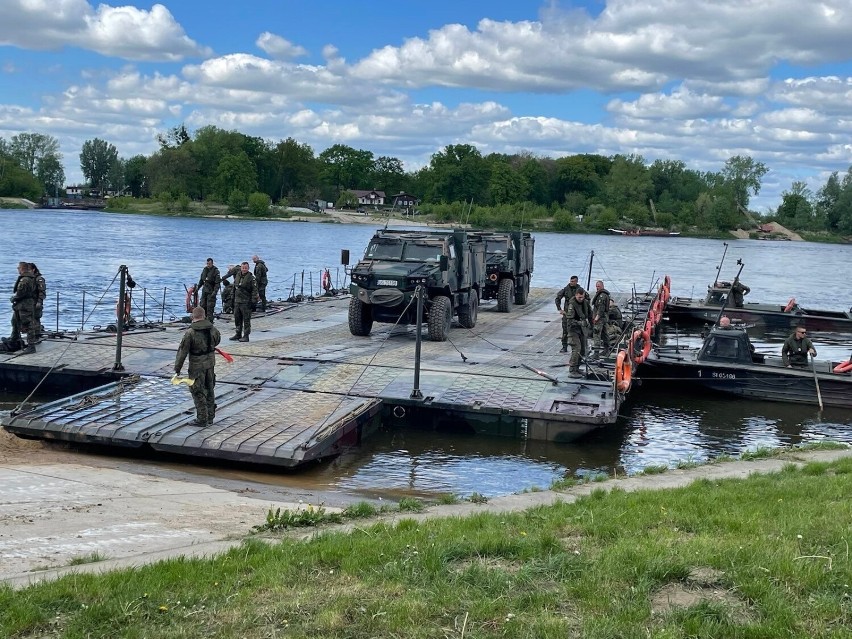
(705, 281, 732, 305)
(697, 326, 762, 364)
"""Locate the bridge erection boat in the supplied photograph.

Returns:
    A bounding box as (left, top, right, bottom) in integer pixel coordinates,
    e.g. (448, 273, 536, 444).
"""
(638, 324, 852, 408)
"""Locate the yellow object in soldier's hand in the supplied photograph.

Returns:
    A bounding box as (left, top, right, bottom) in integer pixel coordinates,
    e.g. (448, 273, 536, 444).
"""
(171, 374, 196, 387)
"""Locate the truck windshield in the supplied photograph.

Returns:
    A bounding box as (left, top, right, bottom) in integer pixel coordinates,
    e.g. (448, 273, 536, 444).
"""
(486, 240, 508, 254)
(366, 241, 402, 260)
(402, 243, 444, 262)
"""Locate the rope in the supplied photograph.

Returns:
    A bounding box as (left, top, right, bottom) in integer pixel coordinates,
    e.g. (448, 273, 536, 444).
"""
(62, 374, 142, 411)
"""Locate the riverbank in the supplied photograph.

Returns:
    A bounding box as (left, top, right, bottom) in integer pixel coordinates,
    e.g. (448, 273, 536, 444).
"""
(2, 434, 850, 637)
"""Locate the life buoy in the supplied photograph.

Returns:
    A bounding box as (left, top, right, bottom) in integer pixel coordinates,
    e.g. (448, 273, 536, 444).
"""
(615, 350, 632, 393)
(116, 293, 131, 322)
(833, 360, 852, 374)
(185, 285, 196, 313)
(664, 275, 671, 290)
(784, 297, 796, 313)
(652, 298, 664, 323)
(645, 318, 655, 337)
(321, 269, 332, 292)
(630, 327, 651, 366)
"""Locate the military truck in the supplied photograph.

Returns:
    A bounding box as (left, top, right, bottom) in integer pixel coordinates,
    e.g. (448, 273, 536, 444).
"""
(471, 231, 535, 312)
(347, 229, 486, 341)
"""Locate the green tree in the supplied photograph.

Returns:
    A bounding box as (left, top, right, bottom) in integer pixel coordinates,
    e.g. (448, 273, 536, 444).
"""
(146, 146, 197, 197)
(487, 158, 527, 204)
(776, 182, 814, 229)
(603, 154, 652, 214)
(214, 151, 257, 202)
(428, 144, 489, 204)
(10, 132, 61, 176)
(721, 155, 768, 209)
(271, 137, 318, 201)
(228, 189, 247, 214)
(319, 144, 375, 194)
(124, 155, 148, 198)
(80, 138, 118, 191)
(553, 154, 611, 202)
(371, 155, 406, 195)
(247, 191, 271, 216)
(36, 153, 65, 196)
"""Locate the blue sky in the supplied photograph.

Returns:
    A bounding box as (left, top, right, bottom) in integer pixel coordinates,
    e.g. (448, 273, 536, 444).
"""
(2, 0, 852, 211)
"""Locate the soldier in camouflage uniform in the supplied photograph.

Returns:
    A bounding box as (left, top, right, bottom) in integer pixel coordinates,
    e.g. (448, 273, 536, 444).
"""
(30, 263, 46, 337)
(252, 255, 269, 312)
(196, 258, 221, 323)
(175, 306, 221, 426)
(564, 288, 591, 377)
(605, 299, 624, 347)
(230, 262, 258, 342)
(3, 262, 38, 354)
(591, 280, 612, 353)
(221, 278, 234, 314)
(729, 277, 750, 308)
(555, 275, 580, 353)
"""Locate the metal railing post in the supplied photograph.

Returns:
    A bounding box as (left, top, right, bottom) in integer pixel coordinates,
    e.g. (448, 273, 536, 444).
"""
(81, 290, 86, 330)
(161, 287, 167, 323)
(410, 286, 424, 400)
(113, 265, 127, 371)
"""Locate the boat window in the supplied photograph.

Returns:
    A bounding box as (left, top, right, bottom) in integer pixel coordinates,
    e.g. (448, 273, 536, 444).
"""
(366, 241, 402, 260)
(703, 336, 740, 360)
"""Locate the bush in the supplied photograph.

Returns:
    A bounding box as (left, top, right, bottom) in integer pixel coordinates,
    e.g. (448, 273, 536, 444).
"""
(177, 194, 191, 212)
(228, 189, 247, 214)
(247, 191, 271, 217)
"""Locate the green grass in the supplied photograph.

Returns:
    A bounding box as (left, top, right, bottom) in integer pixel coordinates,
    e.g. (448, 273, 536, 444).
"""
(67, 552, 108, 566)
(3, 457, 851, 637)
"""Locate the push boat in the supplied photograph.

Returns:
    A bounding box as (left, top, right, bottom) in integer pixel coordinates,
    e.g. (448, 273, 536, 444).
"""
(664, 281, 852, 332)
(637, 324, 852, 408)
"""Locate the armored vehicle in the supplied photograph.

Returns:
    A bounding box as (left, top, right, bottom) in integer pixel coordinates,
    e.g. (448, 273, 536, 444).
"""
(471, 231, 535, 312)
(347, 229, 486, 341)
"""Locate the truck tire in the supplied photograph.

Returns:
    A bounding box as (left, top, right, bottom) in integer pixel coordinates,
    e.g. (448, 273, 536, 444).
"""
(428, 295, 452, 341)
(497, 278, 514, 313)
(458, 289, 478, 328)
(515, 274, 529, 305)
(348, 297, 373, 336)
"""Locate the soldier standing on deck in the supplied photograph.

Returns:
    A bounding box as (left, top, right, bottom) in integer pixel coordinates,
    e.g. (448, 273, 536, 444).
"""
(30, 263, 46, 336)
(175, 307, 221, 427)
(221, 278, 234, 314)
(252, 255, 268, 312)
(555, 275, 581, 353)
(730, 276, 750, 308)
(230, 262, 258, 342)
(3, 262, 38, 354)
(565, 288, 592, 377)
(197, 258, 221, 323)
(591, 280, 612, 353)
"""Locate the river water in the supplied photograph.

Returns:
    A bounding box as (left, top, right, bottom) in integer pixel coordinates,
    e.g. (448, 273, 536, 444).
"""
(1, 209, 851, 499)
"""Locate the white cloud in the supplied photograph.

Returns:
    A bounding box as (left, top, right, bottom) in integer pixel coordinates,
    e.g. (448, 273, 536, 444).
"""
(256, 32, 308, 59)
(0, 0, 210, 61)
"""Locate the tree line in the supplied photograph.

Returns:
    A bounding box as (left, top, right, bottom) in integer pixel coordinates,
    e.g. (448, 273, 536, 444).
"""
(2, 125, 852, 235)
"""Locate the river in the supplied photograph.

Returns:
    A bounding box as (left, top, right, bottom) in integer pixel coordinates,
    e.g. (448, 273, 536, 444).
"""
(1, 209, 851, 499)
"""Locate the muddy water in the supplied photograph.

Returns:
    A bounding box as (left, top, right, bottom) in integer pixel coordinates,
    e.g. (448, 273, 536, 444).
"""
(1, 211, 851, 499)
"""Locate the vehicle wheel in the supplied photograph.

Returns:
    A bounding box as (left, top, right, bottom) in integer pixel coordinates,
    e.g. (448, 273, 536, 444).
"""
(428, 295, 452, 341)
(497, 278, 514, 313)
(515, 274, 529, 305)
(348, 297, 373, 336)
(458, 289, 478, 329)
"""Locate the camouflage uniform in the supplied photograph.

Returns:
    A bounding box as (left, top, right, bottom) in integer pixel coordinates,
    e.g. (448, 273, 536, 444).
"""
(730, 278, 750, 308)
(605, 303, 624, 346)
(253, 259, 269, 311)
(197, 262, 221, 322)
(33, 270, 46, 335)
(8, 266, 38, 352)
(555, 282, 580, 350)
(781, 332, 816, 368)
(565, 294, 591, 374)
(231, 269, 258, 341)
(221, 279, 234, 313)
(175, 317, 221, 425)
(591, 286, 612, 351)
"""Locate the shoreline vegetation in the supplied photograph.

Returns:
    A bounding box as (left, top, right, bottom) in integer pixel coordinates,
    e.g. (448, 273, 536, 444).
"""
(2, 196, 849, 242)
(1, 443, 851, 636)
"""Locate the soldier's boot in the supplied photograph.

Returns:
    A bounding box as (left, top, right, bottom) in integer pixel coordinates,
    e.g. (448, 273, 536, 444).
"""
(239, 335, 249, 342)
(568, 368, 583, 378)
(229, 333, 241, 341)
(559, 343, 568, 353)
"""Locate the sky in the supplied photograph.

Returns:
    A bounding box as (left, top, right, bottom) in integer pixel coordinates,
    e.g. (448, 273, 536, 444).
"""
(2, 0, 852, 212)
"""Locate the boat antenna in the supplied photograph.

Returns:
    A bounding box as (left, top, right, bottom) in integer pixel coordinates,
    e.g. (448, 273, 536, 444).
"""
(715, 241, 729, 285)
(712, 258, 744, 327)
(586, 251, 595, 291)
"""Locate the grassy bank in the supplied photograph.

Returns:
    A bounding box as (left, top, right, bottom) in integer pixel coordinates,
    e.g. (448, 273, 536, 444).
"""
(2, 450, 850, 638)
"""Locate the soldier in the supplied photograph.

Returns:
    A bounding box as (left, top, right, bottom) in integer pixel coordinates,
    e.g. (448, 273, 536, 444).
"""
(591, 280, 612, 352)
(230, 261, 258, 342)
(174, 306, 221, 427)
(730, 276, 750, 308)
(565, 287, 592, 377)
(30, 263, 46, 336)
(555, 275, 581, 353)
(196, 258, 221, 323)
(782, 325, 816, 368)
(605, 299, 624, 347)
(252, 255, 269, 311)
(3, 262, 38, 354)
(221, 278, 234, 314)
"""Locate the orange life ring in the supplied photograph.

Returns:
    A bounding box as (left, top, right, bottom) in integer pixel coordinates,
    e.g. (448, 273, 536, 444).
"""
(321, 269, 332, 292)
(644, 318, 655, 337)
(783, 297, 796, 313)
(652, 298, 664, 322)
(185, 285, 196, 313)
(664, 275, 671, 290)
(615, 350, 632, 392)
(833, 360, 852, 374)
(116, 293, 131, 322)
(630, 327, 651, 366)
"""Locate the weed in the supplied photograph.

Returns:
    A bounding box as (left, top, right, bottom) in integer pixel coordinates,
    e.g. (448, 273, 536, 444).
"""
(468, 492, 489, 504)
(397, 497, 424, 512)
(253, 504, 342, 532)
(67, 552, 107, 566)
(639, 464, 668, 475)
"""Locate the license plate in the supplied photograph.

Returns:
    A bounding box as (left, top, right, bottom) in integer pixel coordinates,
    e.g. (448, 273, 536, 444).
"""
(377, 279, 397, 286)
